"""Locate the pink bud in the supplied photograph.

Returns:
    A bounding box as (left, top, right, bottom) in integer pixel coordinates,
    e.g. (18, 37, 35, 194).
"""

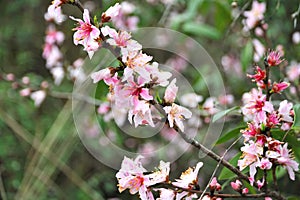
(6, 73, 15, 81)
(231, 180, 242, 191)
(22, 76, 30, 85)
(242, 188, 249, 194)
(164, 79, 178, 104)
(271, 82, 290, 93)
(19, 88, 31, 97)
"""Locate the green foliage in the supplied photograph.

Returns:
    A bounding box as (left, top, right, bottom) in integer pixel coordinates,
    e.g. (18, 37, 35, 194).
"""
(216, 125, 246, 144)
(292, 104, 300, 130)
(182, 22, 222, 40)
(212, 106, 240, 123)
(241, 41, 253, 72)
(219, 152, 242, 180)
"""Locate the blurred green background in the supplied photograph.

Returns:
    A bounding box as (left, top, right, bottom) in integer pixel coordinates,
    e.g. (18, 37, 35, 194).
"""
(1, 0, 300, 199)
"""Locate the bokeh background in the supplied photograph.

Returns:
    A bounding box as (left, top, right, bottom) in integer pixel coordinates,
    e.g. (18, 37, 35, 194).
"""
(1, 0, 300, 199)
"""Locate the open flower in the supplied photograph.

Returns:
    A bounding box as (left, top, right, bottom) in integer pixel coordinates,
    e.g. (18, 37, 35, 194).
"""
(267, 50, 284, 66)
(172, 162, 203, 189)
(163, 103, 192, 132)
(44, 4, 66, 24)
(101, 26, 142, 51)
(247, 66, 266, 84)
(70, 9, 100, 58)
(276, 143, 299, 180)
(243, 1, 266, 30)
(116, 156, 170, 200)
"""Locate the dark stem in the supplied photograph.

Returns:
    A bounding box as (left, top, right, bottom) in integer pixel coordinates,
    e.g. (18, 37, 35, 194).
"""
(272, 166, 279, 192)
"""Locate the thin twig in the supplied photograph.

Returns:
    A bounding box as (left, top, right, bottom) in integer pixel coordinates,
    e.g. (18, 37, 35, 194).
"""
(0, 170, 7, 200)
(176, 129, 286, 200)
(199, 136, 243, 199)
(49, 91, 103, 106)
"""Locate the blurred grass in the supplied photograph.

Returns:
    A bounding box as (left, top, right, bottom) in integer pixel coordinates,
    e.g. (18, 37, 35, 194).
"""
(0, 101, 104, 200)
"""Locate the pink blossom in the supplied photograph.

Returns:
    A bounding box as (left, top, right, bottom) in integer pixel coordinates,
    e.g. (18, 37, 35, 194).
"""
(243, 1, 266, 30)
(230, 179, 242, 191)
(172, 162, 203, 189)
(30, 90, 46, 107)
(123, 77, 153, 101)
(101, 26, 142, 51)
(258, 158, 272, 170)
(277, 143, 299, 180)
(97, 102, 110, 114)
(6, 73, 15, 81)
(22, 76, 30, 85)
(271, 82, 290, 93)
(247, 66, 266, 83)
(242, 188, 249, 194)
(43, 43, 63, 68)
(209, 177, 221, 191)
(122, 50, 153, 82)
(91, 68, 113, 83)
(180, 93, 203, 108)
(165, 56, 188, 72)
(52, 0, 67, 8)
(202, 97, 219, 115)
(238, 141, 262, 171)
(108, 2, 139, 31)
(218, 94, 234, 106)
(286, 62, 300, 81)
(292, 32, 300, 44)
(50, 66, 65, 85)
(68, 59, 86, 83)
(70, 9, 101, 58)
(164, 103, 192, 132)
(116, 156, 170, 200)
(155, 188, 175, 200)
(44, 4, 66, 24)
(101, 3, 121, 22)
(145, 62, 172, 87)
(45, 25, 65, 45)
(19, 88, 31, 97)
(221, 54, 242, 77)
(164, 79, 178, 104)
(267, 50, 284, 67)
(241, 122, 260, 139)
(265, 198, 272, 200)
(257, 179, 264, 190)
(253, 39, 265, 62)
(128, 97, 154, 127)
(278, 100, 293, 123)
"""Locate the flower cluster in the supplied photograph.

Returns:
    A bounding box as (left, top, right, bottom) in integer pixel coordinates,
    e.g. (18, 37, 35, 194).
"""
(116, 156, 206, 200)
(43, 1, 68, 85)
(239, 51, 299, 187)
(87, 3, 192, 131)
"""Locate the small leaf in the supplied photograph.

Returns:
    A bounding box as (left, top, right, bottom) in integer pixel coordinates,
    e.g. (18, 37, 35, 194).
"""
(212, 106, 240, 123)
(219, 152, 242, 180)
(216, 125, 246, 144)
(94, 15, 99, 27)
(241, 41, 253, 72)
(182, 22, 221, 40)
(292, 104, 300, 130)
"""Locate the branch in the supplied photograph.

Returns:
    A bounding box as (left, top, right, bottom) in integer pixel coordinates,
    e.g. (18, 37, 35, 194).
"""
(176, 128, 286, 200)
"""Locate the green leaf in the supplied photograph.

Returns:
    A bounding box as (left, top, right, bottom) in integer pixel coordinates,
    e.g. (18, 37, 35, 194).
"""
(93, 15, 99, 27)
(182, 22, 222, 40)
(216, 125, 246, 144)
(212, 106, 240, 123)
(219, 152, 242, 180)
(292, 104, 300, 130)
(288, 197, 300, 200)
(241, 41, 253, 72)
